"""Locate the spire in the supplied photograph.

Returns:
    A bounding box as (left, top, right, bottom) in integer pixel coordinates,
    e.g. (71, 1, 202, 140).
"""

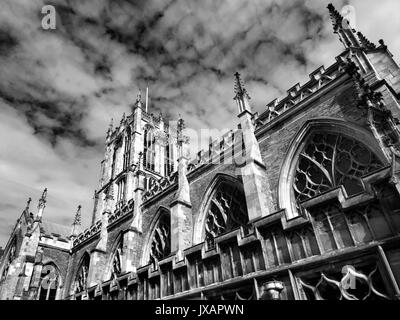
(327, 3, 360, 48)
(233, 72, 252, 115)
(72, 205, 82, 226)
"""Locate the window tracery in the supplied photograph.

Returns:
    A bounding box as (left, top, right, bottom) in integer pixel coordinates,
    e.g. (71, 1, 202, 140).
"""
(38, 264, 59, 300)
(299, 264, 390, 300)
(74, 254, 90, 293)
(204, 182, 248, 249)
(149, 213, 171, 265)
(143, 127, 156, 171)
(111, 240, 123, 280)
(293, 132, 383, 206)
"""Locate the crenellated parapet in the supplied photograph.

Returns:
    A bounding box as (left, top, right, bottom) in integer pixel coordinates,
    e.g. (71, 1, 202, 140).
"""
(255, 59, 345, 130)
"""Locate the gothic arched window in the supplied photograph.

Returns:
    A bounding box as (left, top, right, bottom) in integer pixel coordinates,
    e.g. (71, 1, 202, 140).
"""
(110, 240, 123, 280)
(143, 127, 156, 171)
(74, 253, 90, 294)
(293, 132, 384, 207)
(149, 212, 171, 265)
(164, 143, 174, 176)
(203, 180, 248, 249)
(38, 263, 59, 300)
(123, 129, 132, 170)
(1, 237, 17, 281)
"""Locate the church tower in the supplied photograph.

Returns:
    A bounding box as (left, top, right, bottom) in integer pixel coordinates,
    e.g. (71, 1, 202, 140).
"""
(91, 91, 179, 225)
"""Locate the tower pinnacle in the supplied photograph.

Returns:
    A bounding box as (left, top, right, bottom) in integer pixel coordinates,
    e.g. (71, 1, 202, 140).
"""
(327, 3, 360, 49)
(233, 72, 252, 115)
(72, 205, 82, 226)
(36, 188, 47, 220)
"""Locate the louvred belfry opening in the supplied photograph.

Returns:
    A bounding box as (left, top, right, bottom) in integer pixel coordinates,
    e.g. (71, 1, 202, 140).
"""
(204, 181, 249, 249)
(293, 132, 384, 208)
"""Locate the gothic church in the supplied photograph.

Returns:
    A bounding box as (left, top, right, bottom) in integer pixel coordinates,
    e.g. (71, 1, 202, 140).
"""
(1, 4, 400, 300)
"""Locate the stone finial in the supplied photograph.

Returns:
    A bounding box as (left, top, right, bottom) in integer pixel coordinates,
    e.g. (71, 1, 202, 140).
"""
(37, 188, 47, 210)
(327, 3, 343, 33)
(120, 112, 126, 125)
(233, 72, 252, 115)
(26, 197, 32, 210)
(107, 118, 114, 136)
(136, 89, 142, 104)
(233, 72, 250, 100)
(72, 205, 82, 226)
(176, 116, 189, 157)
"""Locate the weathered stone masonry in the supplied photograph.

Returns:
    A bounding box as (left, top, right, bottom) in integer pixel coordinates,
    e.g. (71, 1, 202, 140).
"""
(1, 4, 400, 300)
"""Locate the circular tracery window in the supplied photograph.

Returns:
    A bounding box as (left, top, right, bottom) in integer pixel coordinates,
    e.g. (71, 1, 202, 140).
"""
(293, 132, 384, 206)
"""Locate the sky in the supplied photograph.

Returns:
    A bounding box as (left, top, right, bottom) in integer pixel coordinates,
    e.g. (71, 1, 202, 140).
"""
(0, 0, 399, 247)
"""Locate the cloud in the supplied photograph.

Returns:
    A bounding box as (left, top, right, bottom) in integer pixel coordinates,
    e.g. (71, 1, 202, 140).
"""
(0, 0, 399, 246)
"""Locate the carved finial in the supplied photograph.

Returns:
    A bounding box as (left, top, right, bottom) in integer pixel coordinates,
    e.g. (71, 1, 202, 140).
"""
(72, 205, 82, 226)
(233, 72, 252, 114)
(233, 72, 250, 101)
(38, 188, 47, 210)
(107, 118, 114, 136)
(357, 31, 376, 50)
(327, 3, 360, 48)
(26, 197, 32, 209)
(120, 112, 126, 125)
(327, 3, 343, 33)
(136, 89, 142, 104)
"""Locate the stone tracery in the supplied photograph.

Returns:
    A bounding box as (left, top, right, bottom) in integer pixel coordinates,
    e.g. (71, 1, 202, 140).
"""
(293, 132, 384, 206)
(203, 181, 248, 249)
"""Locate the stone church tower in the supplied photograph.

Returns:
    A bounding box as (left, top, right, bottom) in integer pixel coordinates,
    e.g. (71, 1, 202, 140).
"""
(1, 4, 400, 300)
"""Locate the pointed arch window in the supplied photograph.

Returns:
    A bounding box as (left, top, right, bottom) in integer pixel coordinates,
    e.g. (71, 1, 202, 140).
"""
(123, 129, 131, 171)
(110, 240, 123, 280)
(293, 132, 384, 207)
(164, 143, 174, 176)
(74, 254, 90, 294)
(203, 180, 248, 249)
(38, 263, 59, 300)
(1, 237, 17, 281)
(143, 127, 156, 171)
(149, 212, 171, 266)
